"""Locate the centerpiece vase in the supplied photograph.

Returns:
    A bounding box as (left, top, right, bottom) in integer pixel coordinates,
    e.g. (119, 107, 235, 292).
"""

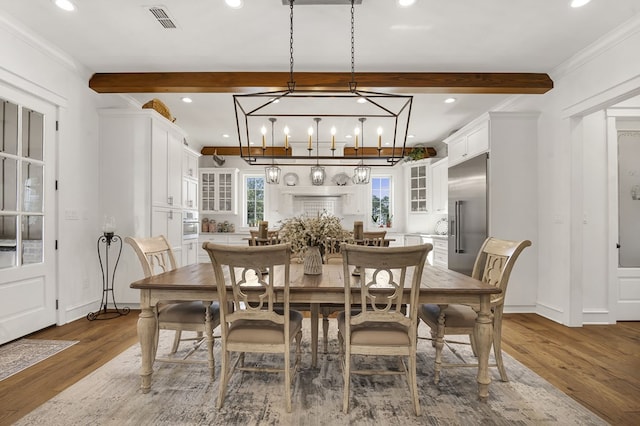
(303, 245, 323, 275)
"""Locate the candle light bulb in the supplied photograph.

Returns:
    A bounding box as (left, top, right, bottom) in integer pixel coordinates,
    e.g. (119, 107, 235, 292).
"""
(261, 126, 267, 149)
(354, 127, 360, 149)
(284, 126, 290, 149)
(308, 126, 313, 149)
(377, 127, 383, 149)
(331, 126, 336, 150)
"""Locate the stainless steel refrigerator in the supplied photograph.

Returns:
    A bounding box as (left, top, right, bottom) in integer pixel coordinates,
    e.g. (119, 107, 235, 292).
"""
(448, 153, 488, 276)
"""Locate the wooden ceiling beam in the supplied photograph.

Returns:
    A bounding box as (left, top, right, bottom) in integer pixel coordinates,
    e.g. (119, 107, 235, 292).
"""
(89, 72, 553, 94)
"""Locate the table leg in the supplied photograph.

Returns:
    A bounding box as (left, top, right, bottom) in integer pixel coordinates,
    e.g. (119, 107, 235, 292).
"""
(137, 292, 156, 393)
(311, 303, 319, 368)
(474, 295, 493, 400)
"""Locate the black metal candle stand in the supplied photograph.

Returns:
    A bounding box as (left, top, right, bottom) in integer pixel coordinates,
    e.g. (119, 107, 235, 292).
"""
(87, 232, 130, 320)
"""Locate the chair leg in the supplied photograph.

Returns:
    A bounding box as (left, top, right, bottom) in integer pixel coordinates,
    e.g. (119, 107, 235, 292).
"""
(217, 349, 230, 409)
(433, 310, 446, 384)
(284, 347, 292, 413)
(493, 312, 508, 382)
(171, 330, 182, 354)
(342, 349, 351, 414)
(322, 309, 330, 354)
(204, 303, 215, 379)
(409, 352, 421, 416)
(469, 332, 478, 357)
(311, 304, 319, 368)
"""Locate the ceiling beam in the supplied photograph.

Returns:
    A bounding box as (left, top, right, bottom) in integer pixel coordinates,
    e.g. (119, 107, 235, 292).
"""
(89, 72, 553, 94)
(200, 146, 437, 158)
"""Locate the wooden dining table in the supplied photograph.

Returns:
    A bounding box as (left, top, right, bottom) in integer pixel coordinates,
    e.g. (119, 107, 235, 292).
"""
(130, 262, 500, 400)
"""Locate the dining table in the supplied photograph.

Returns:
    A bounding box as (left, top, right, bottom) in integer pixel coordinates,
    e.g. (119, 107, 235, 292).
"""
(130, 261, 500, 400)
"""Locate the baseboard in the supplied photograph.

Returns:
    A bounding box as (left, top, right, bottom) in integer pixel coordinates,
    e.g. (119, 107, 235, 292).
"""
(581, 309, 615, 325)
(503, 305, 536, 314)
(535, 302, 566, 325)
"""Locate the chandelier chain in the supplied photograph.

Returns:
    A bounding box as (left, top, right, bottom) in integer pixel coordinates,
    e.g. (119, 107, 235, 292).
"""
(288, 0, 295, 91)
(350, 0, 356, 91)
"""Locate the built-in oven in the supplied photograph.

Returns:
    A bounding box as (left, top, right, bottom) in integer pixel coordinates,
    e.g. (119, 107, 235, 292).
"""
(183, 211, 199, 239)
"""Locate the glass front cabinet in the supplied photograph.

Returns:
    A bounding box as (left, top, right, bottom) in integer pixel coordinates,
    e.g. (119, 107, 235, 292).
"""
(409, 162, 428, 212)
(200, 168, 238, 214)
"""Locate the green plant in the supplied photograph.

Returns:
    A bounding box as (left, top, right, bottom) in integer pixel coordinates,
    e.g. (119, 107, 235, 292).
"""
(406, 146, 425, 161)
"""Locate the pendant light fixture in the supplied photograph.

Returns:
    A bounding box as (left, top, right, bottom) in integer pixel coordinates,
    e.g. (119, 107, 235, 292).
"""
(233, 0, 413, 167)
(352, 117, 371, 184)
(264, 117, 281, 184)
(310, 117, 325, 185)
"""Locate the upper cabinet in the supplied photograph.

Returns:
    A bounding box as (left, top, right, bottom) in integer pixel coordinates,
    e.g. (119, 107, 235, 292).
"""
(430, 158, 448, 214)
(151, 121, 183, 209)
(446, 121, 489, 167)
(182, 148, 200, 210)
(407, 160, 429, 213)
(200, 168, 239, 214)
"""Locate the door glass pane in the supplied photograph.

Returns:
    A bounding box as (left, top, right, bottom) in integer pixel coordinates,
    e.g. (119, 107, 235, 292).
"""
(22, 108, 44, 161)
(1, 99, 19, 155)
(1, 157, 18, 211)
(0, 215, 17, 269)
(618, 131, 640, 267)
(22, 215, 43, 265)
(22, 162, 43, 212)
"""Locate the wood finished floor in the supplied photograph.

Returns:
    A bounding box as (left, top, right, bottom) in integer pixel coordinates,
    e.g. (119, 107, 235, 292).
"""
(0, 313, 638, 425)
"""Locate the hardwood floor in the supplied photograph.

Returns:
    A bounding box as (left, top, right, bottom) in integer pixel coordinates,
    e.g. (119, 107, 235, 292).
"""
(0, 312, 638, 425)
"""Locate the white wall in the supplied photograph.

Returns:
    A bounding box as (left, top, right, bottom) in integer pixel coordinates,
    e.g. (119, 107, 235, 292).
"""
(504, 15, 640, 325)
(0, 13, 130, 324)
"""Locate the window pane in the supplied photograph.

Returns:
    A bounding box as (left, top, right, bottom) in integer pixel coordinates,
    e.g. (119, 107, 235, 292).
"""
(0, 215, 17, 269)
(245, 176, 265, 226)
(1, 100, 19, 155)
(22, 108, 44, 161)
(22, 215, 43, 265)
(1, 157, 18, 211)
(22, 162, 43, 212)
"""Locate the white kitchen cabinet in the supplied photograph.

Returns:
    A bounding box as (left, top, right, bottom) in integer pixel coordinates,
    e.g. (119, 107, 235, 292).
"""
(447, 121, 489, 167)
(406, 160, 430, 213)
(98, 108, 188, 304)
(182, 240, 198, 266)
(182, 147, 200, 210)
(200, 168, 239, 214)
(432, 238, 448, 269)
(198, 233, 249, 263)
(183, 178, 198, 210)
(182, 148, 199, 180)
(430, 158, 448, 214)
(151, 121, 182, 209)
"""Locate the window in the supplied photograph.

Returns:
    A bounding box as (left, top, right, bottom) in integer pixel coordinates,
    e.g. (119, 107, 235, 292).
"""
(371, 176, 392, 227)
(244, 175, 264, 227)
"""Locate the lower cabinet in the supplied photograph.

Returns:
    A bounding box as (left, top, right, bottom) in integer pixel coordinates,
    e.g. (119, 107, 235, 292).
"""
(182, 240, 198, 266)
(198, 233, 250, 263)
(432, 238, 448, 269)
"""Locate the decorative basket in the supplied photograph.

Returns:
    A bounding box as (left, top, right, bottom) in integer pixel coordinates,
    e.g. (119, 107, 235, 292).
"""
(142, 98, 175, 123)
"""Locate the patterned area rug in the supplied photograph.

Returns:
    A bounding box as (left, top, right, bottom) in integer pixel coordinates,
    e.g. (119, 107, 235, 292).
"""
(0, 339, 78, 381)
(16, 322, 606, 426)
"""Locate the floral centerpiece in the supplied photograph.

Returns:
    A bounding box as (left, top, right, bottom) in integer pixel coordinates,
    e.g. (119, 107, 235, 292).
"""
(278, 212, 352, 261)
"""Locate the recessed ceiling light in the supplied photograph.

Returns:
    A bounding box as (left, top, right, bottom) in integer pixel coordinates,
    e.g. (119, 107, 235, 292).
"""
(397, 0, 416, 7)
(222, 134, 230, 138)
(570, 0, 591, 7)
(345, 135, 353, 139)
(444, 97, 457, 104)
(181, 97, 193, 103)
(225, 0, 243, 9)
(408, 134, 415, 138)
(53, 0, 75, 11)
(357, 98, 367, 104)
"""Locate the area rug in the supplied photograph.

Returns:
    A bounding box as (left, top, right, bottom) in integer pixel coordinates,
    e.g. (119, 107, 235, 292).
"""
(0, 339, 78, 381)
(15, 322, 606, 426)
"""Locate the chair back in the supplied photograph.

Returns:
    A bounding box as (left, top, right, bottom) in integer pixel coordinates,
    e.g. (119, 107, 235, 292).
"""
(203, 242, 292, 329)
(471, 237, 532, 306)
(341, 243, 431, 332)
(125, 235, 177, 278)
(362, 231, 387, 246)
(322, 236, 353, 263)
(249, 229, 280, 246)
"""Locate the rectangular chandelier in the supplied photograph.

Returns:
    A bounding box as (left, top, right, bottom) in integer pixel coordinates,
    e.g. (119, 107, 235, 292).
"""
(233, 88, 413, 167)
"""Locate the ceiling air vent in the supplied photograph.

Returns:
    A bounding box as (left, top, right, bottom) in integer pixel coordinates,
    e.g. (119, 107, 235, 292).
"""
(148, 6, 177, 29)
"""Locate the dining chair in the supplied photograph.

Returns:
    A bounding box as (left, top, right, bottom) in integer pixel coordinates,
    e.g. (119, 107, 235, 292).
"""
(418, 237, 531, 384)
(338, 243, 432, 416)
(125, 235, 219, 377)
(203, 242, 303, 413)
(362, 230, 387, 246)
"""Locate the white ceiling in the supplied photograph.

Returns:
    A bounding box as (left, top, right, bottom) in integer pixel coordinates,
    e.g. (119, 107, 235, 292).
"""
(1, 0, 639, 152)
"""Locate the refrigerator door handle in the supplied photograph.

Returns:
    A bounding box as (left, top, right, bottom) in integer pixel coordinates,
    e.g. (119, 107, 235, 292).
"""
(455, 200, 464, 253)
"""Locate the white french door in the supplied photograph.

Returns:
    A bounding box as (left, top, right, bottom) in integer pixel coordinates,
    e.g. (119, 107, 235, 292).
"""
(0, 83, 57, 344)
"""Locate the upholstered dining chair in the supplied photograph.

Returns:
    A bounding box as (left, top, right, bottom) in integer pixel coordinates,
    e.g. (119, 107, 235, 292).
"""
(418, 237, 531, 384)
(203, 242, 303, 413)
(125, 235, 220, 377)
(338, 243, 432, 416)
